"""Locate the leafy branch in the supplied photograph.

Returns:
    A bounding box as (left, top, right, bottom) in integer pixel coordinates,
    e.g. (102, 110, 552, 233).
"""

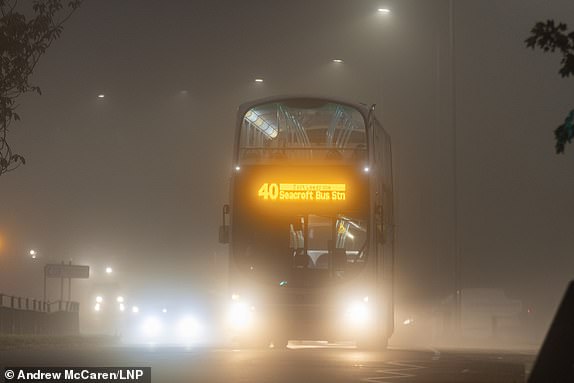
(525, 20, 574, 154)
(0, 0, 82, 175)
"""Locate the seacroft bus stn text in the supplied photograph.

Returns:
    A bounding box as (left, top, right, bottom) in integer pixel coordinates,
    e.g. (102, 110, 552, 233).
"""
(257, 183, 347, 201)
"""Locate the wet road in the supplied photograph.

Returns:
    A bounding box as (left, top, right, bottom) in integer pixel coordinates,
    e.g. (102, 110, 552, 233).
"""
(0, 344, 533, 383)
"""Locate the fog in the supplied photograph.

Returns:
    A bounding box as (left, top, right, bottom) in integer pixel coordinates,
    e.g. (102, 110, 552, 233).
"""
(0, 0, 573, 346)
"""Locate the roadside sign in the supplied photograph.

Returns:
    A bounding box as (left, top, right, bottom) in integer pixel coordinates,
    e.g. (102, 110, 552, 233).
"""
(44, 264, 90, 279)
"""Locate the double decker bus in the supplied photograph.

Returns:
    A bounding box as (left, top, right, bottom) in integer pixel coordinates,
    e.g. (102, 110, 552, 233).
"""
(219, 96, 394, 349)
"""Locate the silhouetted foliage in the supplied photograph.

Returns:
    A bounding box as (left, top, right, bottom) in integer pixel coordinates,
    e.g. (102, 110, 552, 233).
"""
(525, 20, 574, 154)
(0, 0, 81, 176)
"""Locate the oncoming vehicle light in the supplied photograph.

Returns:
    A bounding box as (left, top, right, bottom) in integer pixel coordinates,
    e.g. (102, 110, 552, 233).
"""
(178, 316, 200, 340)
(141, 316, 162, 338)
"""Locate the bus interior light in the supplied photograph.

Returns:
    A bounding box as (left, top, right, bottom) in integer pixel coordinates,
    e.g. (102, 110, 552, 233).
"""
(244, 109, 278, 138)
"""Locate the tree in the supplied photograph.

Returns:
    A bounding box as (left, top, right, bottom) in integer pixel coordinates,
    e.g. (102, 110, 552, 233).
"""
(0, 0, 81, 176)
(525, 20, 574, 154)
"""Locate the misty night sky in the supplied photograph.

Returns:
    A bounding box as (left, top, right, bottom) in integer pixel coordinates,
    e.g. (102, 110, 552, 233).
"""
(0, 0, 573, 329)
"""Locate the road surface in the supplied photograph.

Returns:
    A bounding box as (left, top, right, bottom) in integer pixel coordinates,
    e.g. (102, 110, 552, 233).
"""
(0, 343, 533, 383)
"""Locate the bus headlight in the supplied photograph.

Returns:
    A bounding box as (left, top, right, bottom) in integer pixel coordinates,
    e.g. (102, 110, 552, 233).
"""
(345, 297, 371, 325)
(228, 302, 255, 329)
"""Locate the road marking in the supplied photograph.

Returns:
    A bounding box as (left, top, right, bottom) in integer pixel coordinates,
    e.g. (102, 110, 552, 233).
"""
(361, 361, 426, 382)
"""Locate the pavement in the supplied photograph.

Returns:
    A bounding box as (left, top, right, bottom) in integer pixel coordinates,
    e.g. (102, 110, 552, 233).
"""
(0, 343, 534, 383)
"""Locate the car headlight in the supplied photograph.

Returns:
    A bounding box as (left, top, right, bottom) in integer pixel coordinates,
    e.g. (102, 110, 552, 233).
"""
(141, 316, 163, 338)
(177, 316, 200, 339)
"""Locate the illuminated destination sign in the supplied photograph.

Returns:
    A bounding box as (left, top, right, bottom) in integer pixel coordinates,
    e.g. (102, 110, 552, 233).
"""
(257, 183, 346, 201)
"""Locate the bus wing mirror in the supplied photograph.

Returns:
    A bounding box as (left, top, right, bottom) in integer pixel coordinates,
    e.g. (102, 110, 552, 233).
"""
(219, 204, 230, 244)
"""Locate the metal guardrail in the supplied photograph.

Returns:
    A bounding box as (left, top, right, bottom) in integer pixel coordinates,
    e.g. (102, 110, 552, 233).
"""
(0, 293, 79, 313)
(0, 293, 80, 335)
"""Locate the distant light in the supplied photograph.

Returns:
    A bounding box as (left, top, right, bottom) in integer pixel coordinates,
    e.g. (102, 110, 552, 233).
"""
(116, 296, 124, 303)
(231, 293, 240, 301)
(403, 318, 414, 325)
(119, 303, 125, 312)
(363, 167, 370, 173)
(279, 280, 288, 287)
(94, 303, 101, 312)
(235, 165, 241, 171)
(132, 306, 139, 313)
(29, 250, 36, 256)
(105, 266, 113, 274)
(95, 296, 103, 303)
(97, 94, 105, 99)
(162, 308, 168, 314)
(254, 78, 264, 83)
(363, 296, 369, 303)
(378, 8, 391, 14)
(332, 59, 344, 63)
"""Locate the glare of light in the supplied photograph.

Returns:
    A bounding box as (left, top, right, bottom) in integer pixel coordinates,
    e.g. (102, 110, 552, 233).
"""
(235, 165, 241, 171)
(231, 293, 240, 301)
(332, 59, 343, 63)
(345, 301, 370, 324)
(97, 94, 105, 99)
(94, 303, 101, 312)
(116, 296, 124, 303)
(95, 296, 103, 303)
(346, 232, 355, 240)
(141, 316, 162, 337)
(363, 166, 370, 173)
(162, 308, 167, 314)
(403, 318, 414, 325)
(105, 266, 113, 274)
(377, 8, 391, 14)
(119, 303, 125, 312)
(254, 78, 264, 83)
(132, 306, 139, 313)
(228, 302, 254, 329)
(29, 249, 36, 256)
(363, 296, 369, 303)
(178, 316, 199, 339)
